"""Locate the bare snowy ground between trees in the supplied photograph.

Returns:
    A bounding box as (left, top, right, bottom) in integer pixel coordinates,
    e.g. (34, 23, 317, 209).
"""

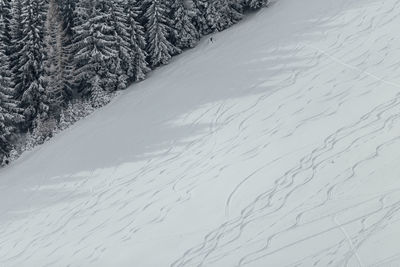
(2, 0, 400, 266)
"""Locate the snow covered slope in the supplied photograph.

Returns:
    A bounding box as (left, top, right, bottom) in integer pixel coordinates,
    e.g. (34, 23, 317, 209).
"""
(2, 0, 400, 266)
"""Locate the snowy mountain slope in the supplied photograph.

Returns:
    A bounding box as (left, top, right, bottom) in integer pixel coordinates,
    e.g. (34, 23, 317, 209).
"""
(2, 0, 400, 266)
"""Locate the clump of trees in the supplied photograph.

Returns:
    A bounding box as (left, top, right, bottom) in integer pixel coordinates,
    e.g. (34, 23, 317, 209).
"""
(0, 0, 269, 166)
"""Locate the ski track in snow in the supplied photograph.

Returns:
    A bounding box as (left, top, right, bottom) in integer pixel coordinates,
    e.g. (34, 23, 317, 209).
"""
(2, 0, 400, 266)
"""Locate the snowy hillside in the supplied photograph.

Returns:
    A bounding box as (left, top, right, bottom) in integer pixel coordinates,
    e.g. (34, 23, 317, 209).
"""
(2, 0, 400, 266)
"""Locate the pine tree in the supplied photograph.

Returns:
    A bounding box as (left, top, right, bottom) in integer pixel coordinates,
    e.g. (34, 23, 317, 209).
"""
(71, 0, 91, 92)
(9, 0, 24, 99)
(207, 0, 243, 32)
(0, 12, 23, 164)
(43, 0, 70, 116)
(243, 0, 268, 10)
(204, 1, 220, 33)
(226, 0, 244, 25)
(193, 0, 212, 35)
(17, 0, 49, 128)
(56, 0, 76, 98)
(56, 0, 76, 41)
(0, 85, 20, 164)
(125, 0, 149, 81)
(0, 0, 13, 52)
(191, 0, 210, 35)
(108, 0, 131, 90)
(143, 0, 179, 68)
(73, 0, 118, 107)
(192, 0, 243, 34)
(170, 0, 199, 49)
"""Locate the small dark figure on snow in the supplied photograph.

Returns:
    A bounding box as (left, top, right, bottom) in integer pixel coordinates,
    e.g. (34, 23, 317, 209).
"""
(210, 37, 214, 43)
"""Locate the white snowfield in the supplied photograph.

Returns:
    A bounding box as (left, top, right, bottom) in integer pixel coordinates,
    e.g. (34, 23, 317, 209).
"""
(2, 0, 400, 266)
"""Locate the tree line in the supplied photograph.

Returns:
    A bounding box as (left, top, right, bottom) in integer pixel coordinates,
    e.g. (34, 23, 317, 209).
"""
(0, 0, 268, 165)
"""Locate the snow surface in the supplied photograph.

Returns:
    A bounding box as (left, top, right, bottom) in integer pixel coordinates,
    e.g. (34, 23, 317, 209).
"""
(2, 0, 400, 266)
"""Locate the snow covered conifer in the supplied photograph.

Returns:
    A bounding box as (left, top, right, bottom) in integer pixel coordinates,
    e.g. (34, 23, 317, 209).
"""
(108, 0, 132, 90)
(143, 0, 179, 68)
(56, 0, 76, 41)
(207, 0, 243, 32)
(73, 0, 118, 106)
(43, 0, 71, 116)
(9, 0, 24, 98)
(191, 0, 210, 35)
(170, 0, 199, 49)
(226, 0, 244, 25)
(243, 0, 268, 10)
(0, 0, 13, 52)
(125, 0, 150, 81)
(17, 0, 49, 128)
(55, 0, 76, 97)
(0, 13, 23, 164)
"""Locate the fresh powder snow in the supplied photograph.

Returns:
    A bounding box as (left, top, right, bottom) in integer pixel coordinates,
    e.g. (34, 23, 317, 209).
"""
(1, 0, 400, 266)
